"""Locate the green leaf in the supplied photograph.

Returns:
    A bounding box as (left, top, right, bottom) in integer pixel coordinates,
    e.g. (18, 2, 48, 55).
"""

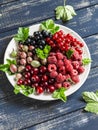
(66, 49, 74, 59)
(84, 103, 98, 114)
(52, 87, 67, 102)
(82, 92, 98, 103)
(35, 45, 51, 59)
(82, 58, 92, 65)
(14, 27, 29, 42)
(0, 64, 9, 72)
(40, 19, 59, 34)
(95, 90, 98, 97)
(55, 2, 76, 22)
(6, 59, 16, 65)
(14, 84, 35, 96)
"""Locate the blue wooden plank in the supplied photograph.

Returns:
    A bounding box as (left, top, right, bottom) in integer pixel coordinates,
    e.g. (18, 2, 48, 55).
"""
(28, 109, 98, 130)
(0, 0, 98, 38)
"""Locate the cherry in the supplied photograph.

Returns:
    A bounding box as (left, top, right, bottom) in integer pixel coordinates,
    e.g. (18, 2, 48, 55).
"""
(48, 78, 55, 84)
(36, 86, 44, 94)
(26, 65, 32, 71)
(41, 75, 48, 82)
(39, 66, 47, 73)
(48, 85, 55, 93)
(17, 79, 23, 85)
(24, 72, 31, 78)
(31, 68, 39, 75)
(31, 75, 40, 83)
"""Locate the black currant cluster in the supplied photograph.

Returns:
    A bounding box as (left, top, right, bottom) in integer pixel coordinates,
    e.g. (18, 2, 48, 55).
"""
(25, 30, 52, 49)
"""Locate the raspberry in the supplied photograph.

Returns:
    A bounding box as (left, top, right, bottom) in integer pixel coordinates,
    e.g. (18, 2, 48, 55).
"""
(50, 71, 58, 78)
(56, 73, 65, 83)
(70, 69, 78, 76)
(57, 60, 64, 67)
(72, 50, 80, 60)
(48, 64, 57, 72)
(48, 56, 57, 64)
(64, 59, 73, 72)
(56, 52, 64, 60)
(55, 83, 62, 89)
(72, 61, 79, 69)
(49, 52, 56, 56)
(63, 82, 71, 89)
(78, 66, 85, 74)
(59, 66, 66, 75)
(71, 75, 80, 83)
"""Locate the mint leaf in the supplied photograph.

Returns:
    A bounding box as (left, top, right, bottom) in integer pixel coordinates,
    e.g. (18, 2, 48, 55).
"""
(40, 19, 59, 34)
(14, 27, 29, 42)
(35, 45, 51, 59)
(55, 0, 76, 22)
(14, 84, 35, 96)
(66, 49, 74, 59)
(82, 58, 92, 65)
(84, 103, 98, 114)
(52, 87, 67, 102)
(82, 91, 98, 114)
(0, 64, 9, 72)
(82, 92, 98, 103)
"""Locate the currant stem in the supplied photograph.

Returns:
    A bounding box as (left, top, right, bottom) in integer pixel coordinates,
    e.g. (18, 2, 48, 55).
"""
(64, 0, 66, 6)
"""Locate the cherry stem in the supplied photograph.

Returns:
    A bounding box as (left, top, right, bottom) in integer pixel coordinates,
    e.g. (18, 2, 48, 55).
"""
(64, 0, 66, 6)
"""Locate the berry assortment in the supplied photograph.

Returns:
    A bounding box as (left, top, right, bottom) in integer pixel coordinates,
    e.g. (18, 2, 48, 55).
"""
(9, 28, 86, 95)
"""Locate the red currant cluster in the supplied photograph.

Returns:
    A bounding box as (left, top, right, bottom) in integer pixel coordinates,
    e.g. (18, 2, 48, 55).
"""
(46, 30, 84, 53)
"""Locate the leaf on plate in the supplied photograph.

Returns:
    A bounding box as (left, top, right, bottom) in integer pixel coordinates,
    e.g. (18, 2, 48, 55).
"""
(14, 84, 35, 96)
(66, 49, 74, 59)
(82, 58, 92, 65)
(14, 27, 29, 42)
(52, 87, 67, 102)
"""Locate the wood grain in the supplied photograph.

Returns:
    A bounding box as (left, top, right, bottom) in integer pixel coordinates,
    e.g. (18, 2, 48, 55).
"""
(0, 0, 98, 37)
(0, 1, 98, 130)
(28, 109, 98, 130)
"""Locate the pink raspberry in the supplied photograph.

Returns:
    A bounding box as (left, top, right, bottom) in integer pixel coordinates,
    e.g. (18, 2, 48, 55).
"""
(48, 56, 57, 64)
(72, 61, 79, 69)
(49, 52, 56, 56)
(48, 64, 57, 72)
(78, 66, 85, 74)
(55, 83, 62, 89)
(57, 60, 64, 67)
(56, 73, 65, 83)
(64, 74, 71, 80)
(50, 71, 58, 78)
(71, 75, 80, 83)
(63, 82, 71, 89)
(72, 50, 80, 60)
(70, 69, 78, 76)
(56, 52, 64, 60)
(59, 66, 66, 75)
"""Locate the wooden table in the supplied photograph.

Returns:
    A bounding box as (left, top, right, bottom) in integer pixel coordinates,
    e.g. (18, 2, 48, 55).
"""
(0, 0, 98, 130)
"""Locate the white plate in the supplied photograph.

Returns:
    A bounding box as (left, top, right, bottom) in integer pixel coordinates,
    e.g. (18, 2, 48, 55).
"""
(4, 24, 91, 101)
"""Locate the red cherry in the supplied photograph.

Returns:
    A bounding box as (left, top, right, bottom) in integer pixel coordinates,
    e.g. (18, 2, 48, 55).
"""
(41, 75, 48, 82)
(24, 72, 31, 78)
(26, 65, 32, 71)
(36, 86, 44, 94)
(17, 79, 23, 85)
(31, 68, 39, 75)
(48, 85, 55, 93)
(31, 75, 40, 83)
(39, 66, 47, 73)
